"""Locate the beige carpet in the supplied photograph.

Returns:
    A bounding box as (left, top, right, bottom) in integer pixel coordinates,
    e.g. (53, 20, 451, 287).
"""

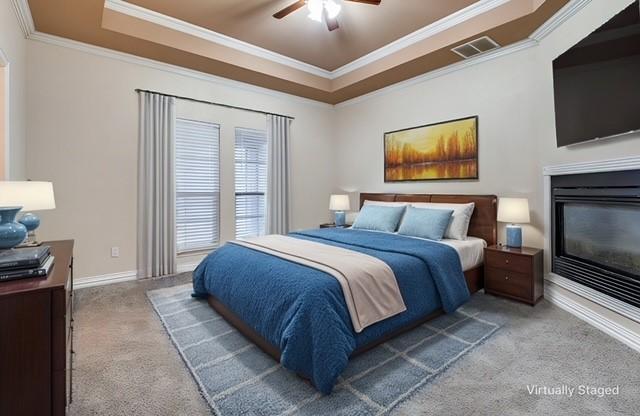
(70, 273, 640, 416)
(69, 274, 211, 416)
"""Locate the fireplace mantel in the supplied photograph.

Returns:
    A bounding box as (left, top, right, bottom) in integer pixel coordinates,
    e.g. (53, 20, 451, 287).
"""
(543, 156, 640, 351)
(543, 156, 640, 177)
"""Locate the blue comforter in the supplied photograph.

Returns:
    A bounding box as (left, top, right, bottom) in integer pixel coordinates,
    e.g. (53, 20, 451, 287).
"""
(192, 228, 469, 394)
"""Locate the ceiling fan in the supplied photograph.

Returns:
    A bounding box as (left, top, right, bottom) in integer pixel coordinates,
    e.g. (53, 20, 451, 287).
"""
(273, 0, 382, 32)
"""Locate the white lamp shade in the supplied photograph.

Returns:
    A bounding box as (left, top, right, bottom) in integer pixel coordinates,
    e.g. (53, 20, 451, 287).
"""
(497, 197, 530, 224)
(329, 194, 350, 211)
(0, 181, 56, 211)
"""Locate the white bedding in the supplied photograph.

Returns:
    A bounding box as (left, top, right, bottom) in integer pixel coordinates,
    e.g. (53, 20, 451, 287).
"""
(342, 227, 486, 272)
(437, 236, 486, 271)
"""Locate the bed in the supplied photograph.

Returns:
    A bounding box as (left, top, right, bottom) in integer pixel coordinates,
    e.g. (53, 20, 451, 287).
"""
(192, 193, 497, 394)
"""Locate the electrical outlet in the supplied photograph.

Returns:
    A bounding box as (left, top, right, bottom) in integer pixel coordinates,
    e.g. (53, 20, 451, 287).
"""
(111, 247, 120, 258)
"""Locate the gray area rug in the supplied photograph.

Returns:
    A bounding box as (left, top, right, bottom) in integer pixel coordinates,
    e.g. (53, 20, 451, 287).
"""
(147, 284, 500, 416)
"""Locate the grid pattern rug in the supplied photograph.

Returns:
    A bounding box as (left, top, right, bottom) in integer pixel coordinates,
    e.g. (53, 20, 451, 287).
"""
(147, 284, 500, 416)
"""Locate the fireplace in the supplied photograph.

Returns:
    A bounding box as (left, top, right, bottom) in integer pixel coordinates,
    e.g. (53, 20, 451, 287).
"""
(552, 170, 640, 308)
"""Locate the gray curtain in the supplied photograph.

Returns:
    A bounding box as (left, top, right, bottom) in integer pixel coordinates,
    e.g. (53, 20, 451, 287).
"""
(266, 114, 292, 234)
(137, 92, 177, 278)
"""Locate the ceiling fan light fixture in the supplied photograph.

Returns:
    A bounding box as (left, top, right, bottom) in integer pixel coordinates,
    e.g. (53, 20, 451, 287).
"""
(307, 0, 324, 22)
(325, 0, 342, 19)
(273, 0, 379, 29)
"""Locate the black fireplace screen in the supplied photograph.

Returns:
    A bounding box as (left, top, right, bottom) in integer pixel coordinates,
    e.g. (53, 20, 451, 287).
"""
(562, 202, 640, 278)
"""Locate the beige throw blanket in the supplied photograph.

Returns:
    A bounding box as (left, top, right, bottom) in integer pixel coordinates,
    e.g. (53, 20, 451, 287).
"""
(232, 235, 407, 333)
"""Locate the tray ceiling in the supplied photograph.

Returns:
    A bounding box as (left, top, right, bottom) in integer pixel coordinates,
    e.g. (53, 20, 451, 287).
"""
(27, 0, 570, 104)
(124, 0, 479, 71)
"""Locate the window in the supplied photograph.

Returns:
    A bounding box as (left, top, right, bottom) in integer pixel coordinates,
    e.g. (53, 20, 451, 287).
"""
(175, 118, 220, 252)
(235, 127, 268, 238)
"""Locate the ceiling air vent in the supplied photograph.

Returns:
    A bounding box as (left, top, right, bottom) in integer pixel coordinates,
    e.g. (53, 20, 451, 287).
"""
(451, 36, 500, 59)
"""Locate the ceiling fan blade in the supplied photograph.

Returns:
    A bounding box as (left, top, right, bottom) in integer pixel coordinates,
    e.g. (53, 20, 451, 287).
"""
(344, 0, 382, 4)
(325, 15, 339, 31)
(273, 0, 306, 19)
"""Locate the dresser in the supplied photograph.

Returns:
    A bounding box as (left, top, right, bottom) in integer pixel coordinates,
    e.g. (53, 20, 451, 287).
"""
(0, 240, 74, 416)
(484, 245, 543, 305)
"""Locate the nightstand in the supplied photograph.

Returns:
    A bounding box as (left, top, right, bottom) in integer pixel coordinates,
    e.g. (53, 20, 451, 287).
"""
(0, 240, 75, 415)
(320, 223, 350, 228)
(484, 245, 543, 305)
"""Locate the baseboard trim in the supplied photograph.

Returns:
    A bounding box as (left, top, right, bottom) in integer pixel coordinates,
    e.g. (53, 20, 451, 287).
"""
(75, 262, 200, 289)
(546, 272, 640, 324)
(74, 270, 137, 289)
(545, 283, 640, 353)
(177, 262, 200, 274)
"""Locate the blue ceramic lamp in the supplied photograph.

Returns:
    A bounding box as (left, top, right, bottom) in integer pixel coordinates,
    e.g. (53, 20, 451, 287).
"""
(497, 197, 530, 248)
(329, 194, 350, 227)
(0, 181, 56, 249)
(0, 207, 28, 249)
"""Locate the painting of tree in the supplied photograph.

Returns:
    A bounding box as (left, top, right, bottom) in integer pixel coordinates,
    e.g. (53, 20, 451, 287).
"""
(384, 116, 478, 181)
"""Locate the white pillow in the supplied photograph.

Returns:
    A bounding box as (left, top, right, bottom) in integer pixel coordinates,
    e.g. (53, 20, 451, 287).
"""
(363, 200, 409, 207)
(410, 202, 475, 240)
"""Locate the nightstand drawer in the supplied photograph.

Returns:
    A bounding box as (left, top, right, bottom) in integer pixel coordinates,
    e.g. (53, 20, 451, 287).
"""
(486, 250, 531, 273)
(485, 267, 531, 300)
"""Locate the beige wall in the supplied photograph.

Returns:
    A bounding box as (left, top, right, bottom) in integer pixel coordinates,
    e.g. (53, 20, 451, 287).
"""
(334, 0, 639, 249)
(334, 46, 545, 247)
(0, 66, 5, 179)
(0, 0, 28, 180)
(26, 40, 336, 279)
(331, 0, 640, 342)
(21, 0, 639, 286)
(534, 0, 640, 169)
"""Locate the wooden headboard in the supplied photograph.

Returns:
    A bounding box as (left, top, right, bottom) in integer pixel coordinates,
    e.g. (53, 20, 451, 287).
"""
(359, 193, 498, 246)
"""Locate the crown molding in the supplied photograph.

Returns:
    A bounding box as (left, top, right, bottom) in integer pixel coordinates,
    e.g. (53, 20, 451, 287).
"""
(10, 0, 35, 38)
(9, 0, 596, 106)
(27, 31, 334, 109)
(530, 0, 592, 40)
(336, 0, 595, 106)
(331, 0, 510, 78)
(105, 0, 513, 80)
(27, 29, 540, 108)
(104, 0, 333, 79)
(336, 37, 538, 107)
(13, 0, 330, 107)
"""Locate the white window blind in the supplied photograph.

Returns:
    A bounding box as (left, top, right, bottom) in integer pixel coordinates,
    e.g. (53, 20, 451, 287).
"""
(175, 118, 220, 253)
(235, 127, 268, 238)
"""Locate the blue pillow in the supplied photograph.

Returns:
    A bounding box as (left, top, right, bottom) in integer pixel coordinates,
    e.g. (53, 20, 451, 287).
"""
(352, 205, 406, 233)
(397, 206, 454, 241)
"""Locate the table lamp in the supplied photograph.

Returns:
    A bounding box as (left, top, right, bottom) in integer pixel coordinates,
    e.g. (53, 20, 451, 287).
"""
(497, 197, 530, 248)
(0, 181, 56, 247)
(329, 194, 350, 227)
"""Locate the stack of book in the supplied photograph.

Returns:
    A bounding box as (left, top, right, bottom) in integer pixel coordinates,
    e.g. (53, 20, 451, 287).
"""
(0, 245, 55, 283)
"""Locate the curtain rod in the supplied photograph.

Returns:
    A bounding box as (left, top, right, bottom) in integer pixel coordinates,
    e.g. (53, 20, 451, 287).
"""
(135, 89, 295, 120)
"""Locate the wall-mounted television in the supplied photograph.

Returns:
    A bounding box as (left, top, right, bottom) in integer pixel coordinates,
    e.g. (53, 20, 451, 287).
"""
(553, 0, 640, 147)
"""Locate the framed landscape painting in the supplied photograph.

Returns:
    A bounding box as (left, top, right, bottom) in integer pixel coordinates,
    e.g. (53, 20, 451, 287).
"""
(384, 116, 478, 182)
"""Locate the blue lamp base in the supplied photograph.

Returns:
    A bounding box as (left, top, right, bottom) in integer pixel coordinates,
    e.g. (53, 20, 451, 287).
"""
(506, 224, 523, 248)
(19, 212, 41, 232)
(18, 213, 42, 247)
(334, 211, 346, 227)
(0, 207, 28, 250)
